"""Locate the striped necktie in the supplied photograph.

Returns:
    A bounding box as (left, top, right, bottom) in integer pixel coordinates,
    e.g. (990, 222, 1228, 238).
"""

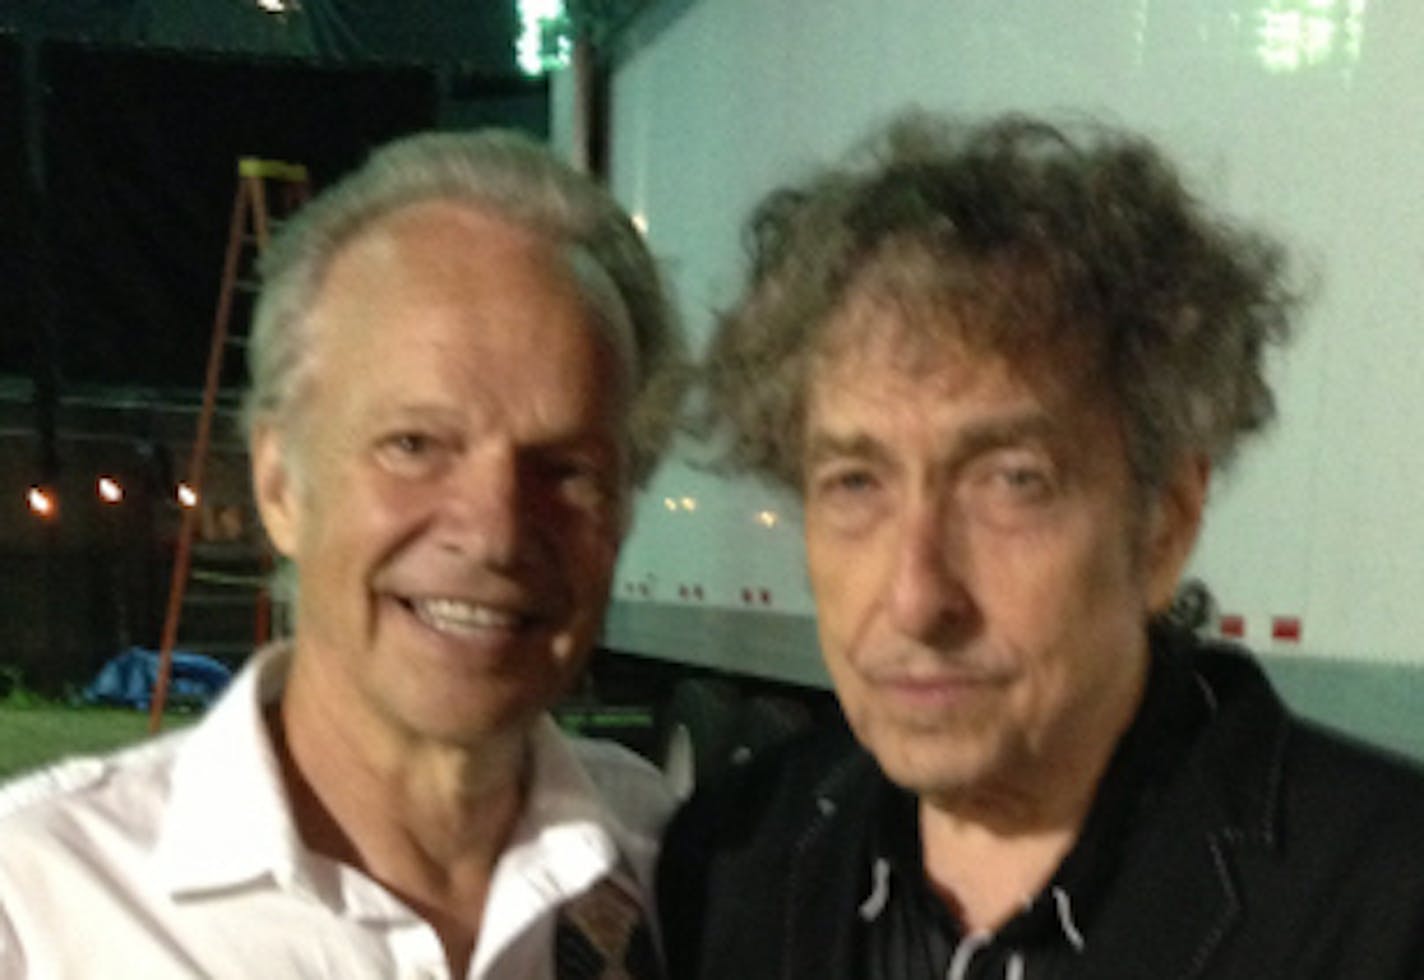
(555, 876, 663, 980)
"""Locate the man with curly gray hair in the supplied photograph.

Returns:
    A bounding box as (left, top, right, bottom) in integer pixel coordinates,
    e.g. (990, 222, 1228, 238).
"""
(659, 112, 1424, 978)
(0, 129, 683, 978)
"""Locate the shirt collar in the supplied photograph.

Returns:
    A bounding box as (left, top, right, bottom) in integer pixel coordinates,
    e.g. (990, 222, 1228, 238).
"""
(154, 642, 308, 899)
(503, 715, 642, 898)
(154, 645, 651, 916)
(470, 718, 651, 974)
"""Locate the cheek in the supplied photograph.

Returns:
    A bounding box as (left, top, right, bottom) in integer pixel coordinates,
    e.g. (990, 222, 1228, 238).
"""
(806, 520, 887, 662)
(805, 522, 851, 624)
(574, 539, 619, 600)
(550, 510, 621, 600)
(991, 520, 1145, 703)
(299, 465, 431, 576)
(983, 503, 1137, 616)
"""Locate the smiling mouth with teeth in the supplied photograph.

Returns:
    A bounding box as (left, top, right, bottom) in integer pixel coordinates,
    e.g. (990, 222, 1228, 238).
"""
(405, 597, 532, 635)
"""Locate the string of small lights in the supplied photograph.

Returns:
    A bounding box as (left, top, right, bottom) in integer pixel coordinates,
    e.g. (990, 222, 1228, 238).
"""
(24, 477, 200, 521)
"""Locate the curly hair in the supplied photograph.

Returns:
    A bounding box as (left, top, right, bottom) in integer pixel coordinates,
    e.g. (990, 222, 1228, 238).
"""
(243, 128, 686, 487)
(702, 111, 1298, 490)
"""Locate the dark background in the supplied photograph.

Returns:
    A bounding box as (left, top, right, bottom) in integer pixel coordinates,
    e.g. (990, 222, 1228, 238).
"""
(0, 4, 550, 691)
(39, 44, 438, 388)
(1, 1, 548, 391)
(0, 33, 28, 377)
(0, 1, 521, 68)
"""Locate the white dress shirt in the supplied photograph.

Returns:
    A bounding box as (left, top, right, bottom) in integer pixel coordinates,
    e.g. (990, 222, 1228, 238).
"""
(0, 644, 674, 979)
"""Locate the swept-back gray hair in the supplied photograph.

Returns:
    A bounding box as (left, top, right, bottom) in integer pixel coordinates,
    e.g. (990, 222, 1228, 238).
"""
(242, 128, 684, 486)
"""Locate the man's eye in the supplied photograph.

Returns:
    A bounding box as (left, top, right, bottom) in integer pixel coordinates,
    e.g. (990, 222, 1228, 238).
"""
(375, 432, 447, 476)
(961, 454, 1059, 528)
(815, 468, 879, 498)
(997, 465, 1051, 494)
(551, 458, 594, 481)
(388, 433, 431, 454)
(837, 470, 877, 493)
(807, 464, 888, 534)
(532, 452, 596, 484)
(532, 454, 618, 509)
(808, 467, 887, 534)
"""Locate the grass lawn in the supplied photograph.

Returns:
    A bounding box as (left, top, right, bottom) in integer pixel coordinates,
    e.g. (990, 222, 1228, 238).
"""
(0, 705, 197, 781)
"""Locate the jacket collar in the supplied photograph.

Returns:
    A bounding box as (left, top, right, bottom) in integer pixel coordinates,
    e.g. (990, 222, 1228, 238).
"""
(782, 745, 883, 980)
(1175, 642, 1291, 849)
(1076, 638, 1293, 979)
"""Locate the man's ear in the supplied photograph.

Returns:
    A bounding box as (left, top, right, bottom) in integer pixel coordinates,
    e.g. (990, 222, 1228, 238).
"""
(1144, 454, 1211, 616)
(251, 422, 300, 559)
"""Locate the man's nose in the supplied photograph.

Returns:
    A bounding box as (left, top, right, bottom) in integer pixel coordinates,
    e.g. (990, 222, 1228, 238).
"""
(439, 441, 528, 569)
(886, 494, 978, 645)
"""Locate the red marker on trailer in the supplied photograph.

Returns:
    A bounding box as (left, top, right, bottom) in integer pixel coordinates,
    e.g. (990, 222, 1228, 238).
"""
(1271, 616, 1302, 643)
(1219, 614, 1245, 639)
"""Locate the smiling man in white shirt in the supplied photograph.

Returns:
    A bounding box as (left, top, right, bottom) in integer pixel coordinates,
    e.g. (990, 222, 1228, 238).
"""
(0, 129, 684, 979)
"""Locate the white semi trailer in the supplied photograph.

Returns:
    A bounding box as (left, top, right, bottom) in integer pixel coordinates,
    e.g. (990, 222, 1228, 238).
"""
(554, 0, 1424, 775)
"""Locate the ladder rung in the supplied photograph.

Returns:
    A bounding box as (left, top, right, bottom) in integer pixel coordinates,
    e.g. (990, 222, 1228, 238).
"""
(238, 157, 309, 183)
(190, 568, 267, 589)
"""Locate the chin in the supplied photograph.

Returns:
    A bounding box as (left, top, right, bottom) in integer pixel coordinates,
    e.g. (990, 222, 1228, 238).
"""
(385, 685, 541, 745)
(859, 723, 996, 797)
(881, 755, 985, 799)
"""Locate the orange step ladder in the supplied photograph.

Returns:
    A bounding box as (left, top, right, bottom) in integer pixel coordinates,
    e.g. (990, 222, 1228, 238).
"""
(148, 158, 310, 733)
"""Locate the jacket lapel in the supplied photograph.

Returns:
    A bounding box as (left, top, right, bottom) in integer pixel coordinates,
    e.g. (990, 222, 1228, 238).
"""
(1080, 812, 1241, 978)
(783, 752, 881, 980)
(1080, 648, 1291, 979)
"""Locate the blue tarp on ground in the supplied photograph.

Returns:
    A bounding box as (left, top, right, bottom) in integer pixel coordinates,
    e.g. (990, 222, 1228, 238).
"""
(83, 647, 232, 710)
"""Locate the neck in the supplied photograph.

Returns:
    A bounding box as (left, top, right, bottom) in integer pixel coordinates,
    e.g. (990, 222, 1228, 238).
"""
(919, 799, 1080, 934)
(270, 654, 532, 976)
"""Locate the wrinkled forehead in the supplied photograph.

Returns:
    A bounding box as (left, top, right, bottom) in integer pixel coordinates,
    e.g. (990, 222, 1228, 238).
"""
(317, 201, 638, 391)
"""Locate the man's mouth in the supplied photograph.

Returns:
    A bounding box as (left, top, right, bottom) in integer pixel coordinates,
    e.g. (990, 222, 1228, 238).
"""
(403, 596, 534, 636)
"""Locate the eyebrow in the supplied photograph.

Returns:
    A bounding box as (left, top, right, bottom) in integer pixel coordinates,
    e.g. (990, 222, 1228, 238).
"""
(804, 410, 1063, 472)
(359, 400, 460, 428)
(951, 412, 1062, 461)
(803, 431, 895, 470)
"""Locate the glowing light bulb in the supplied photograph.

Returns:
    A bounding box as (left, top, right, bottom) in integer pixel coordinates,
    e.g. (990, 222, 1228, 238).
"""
(97, 476, 124, 504)
(177, 483, 199, 508)
(27, 486, 56, 519)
